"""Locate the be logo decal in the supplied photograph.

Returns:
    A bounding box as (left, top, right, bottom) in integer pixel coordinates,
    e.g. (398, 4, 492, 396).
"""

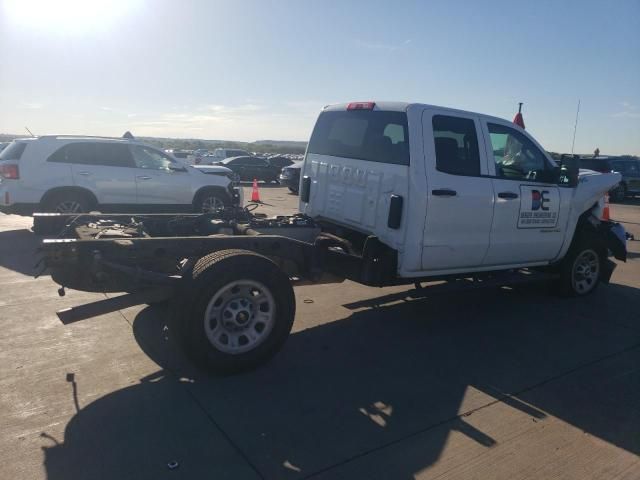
(518, 186, 559, 228)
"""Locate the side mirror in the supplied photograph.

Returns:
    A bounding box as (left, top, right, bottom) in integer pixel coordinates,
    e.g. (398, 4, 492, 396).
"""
(169, 164, 187, 172)
(558, 154, 580, 187)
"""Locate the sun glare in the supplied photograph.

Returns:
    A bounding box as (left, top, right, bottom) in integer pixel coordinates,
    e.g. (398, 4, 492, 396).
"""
(2, 0, 140, 33)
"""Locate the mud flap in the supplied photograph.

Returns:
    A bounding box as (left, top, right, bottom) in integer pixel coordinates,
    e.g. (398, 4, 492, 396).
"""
(600, 221, 627, 262)
(601, 259, 617, 284)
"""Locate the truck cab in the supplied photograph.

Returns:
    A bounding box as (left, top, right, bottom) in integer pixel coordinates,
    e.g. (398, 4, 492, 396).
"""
(300, 102, 620, 279)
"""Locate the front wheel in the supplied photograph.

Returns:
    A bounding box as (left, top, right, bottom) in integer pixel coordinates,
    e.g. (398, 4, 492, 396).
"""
(559, 238, 605, 296)
(176, 249, 295, 374)
(195, 190, 229, 213)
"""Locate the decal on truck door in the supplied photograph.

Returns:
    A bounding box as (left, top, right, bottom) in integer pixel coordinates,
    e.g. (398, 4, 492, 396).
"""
(518, 185, 560, 228)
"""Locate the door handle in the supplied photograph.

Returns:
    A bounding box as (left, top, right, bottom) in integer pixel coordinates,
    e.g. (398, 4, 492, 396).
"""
(432, 189, 457, 197)
(498, 192, 519, 199)
(77, 171, 91, 176)
(136, 175, 152, 180)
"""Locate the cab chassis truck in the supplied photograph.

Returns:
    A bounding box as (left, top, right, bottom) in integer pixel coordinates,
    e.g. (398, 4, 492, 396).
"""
(36, 102, 628, 374)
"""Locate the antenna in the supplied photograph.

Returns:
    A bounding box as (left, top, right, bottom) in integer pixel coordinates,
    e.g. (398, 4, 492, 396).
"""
(570, 100, 580, 154)
(25, 126, 35, 137)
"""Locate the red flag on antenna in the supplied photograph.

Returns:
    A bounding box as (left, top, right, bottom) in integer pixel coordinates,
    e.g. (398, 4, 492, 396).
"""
(513, 102, 525, 129)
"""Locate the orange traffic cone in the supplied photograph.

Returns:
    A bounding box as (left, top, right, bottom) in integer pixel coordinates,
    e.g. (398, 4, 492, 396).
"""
(602, 193, 610, 221)
(251, 178, 261, 203)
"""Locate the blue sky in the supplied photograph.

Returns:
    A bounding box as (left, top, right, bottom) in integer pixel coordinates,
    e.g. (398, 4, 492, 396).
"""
(0, 0, 638, 154)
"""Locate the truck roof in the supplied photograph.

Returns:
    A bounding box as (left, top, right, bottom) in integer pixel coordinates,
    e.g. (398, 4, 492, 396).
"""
(323, 101, 513, 126)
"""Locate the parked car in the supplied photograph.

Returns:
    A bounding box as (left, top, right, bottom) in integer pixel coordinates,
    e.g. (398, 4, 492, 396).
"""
(0, 135, 242, 215)
(267, 155, 295, 171)
(579, 156, 640, 201)
(207, 148, 253, 165)
(217, 156, 281, 182)
(279, 160, 302, 193)
(166, 149, 196, 166)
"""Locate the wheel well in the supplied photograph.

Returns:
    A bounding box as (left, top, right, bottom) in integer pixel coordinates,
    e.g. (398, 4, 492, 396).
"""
(572, 212, 608, 255)
(193, 186, 231, 206)
(40, 187, 98, 208)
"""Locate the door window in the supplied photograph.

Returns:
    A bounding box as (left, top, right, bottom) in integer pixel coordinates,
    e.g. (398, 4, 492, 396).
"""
(130, 145, 174, 170)
(432, 115, 481, 176)
(94, 143, 134, 167)
(244, 158, 267, 166)
(48, 143, 94, 164)
(488, 123, 551, 182)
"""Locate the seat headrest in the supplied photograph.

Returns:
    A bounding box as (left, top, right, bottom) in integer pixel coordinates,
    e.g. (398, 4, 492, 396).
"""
(435, 137, 458, 161)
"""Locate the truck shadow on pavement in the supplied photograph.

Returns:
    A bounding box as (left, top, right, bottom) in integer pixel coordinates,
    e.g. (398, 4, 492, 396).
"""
(42, 283, 640, 480)
(0, 228, 47, 277)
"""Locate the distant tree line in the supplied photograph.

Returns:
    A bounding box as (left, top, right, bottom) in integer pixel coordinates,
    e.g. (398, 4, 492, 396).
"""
(1, 133, 638, 159)
(0, 133, 307, 154)
(140, 137, 307, 154)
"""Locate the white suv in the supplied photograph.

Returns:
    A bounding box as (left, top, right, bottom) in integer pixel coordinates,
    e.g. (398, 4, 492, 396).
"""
(0, 136, 242, 215)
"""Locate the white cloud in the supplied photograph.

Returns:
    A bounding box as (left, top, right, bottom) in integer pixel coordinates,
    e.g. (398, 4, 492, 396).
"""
(611, 111, 640, 119)
(200, 103, 265, 114)
(124, 103, 315, 141)
(611, 101, 640, 119)
(22, 102, 44, 109)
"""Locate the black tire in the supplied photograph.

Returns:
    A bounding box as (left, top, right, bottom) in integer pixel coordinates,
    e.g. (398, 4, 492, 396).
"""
(611, 184, 626, 203)
(175, 249, 295, 374)
(288, 187, 299, 195)
(194, 190, 230, 213)
(558, 233, 606, 297)
(43, 191, 93, 214)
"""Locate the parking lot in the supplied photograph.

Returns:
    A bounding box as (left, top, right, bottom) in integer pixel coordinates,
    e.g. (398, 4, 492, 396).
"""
(0, 186, 638, 480)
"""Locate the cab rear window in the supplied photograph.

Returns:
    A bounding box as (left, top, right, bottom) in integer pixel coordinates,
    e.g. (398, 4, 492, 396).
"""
(308, 110, 409, 165)
(0, 141, 27, 161)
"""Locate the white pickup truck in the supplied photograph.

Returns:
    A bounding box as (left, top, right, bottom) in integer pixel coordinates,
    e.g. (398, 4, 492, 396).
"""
(299, 101, 626, 295)
(37, 101, 627, 374)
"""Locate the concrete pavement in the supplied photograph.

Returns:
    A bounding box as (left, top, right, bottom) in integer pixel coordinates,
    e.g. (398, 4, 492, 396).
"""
(0, 188, 638, 479)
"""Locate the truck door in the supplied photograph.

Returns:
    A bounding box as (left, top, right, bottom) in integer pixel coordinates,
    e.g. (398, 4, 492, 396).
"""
(421, 111, 494, 271)
(300, 105, 410, 252)
(479, 120, 569, 265)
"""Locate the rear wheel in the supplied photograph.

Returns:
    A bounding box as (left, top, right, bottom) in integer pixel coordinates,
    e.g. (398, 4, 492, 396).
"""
(176, 250, 295, 374)
(559, 235, 605, 296)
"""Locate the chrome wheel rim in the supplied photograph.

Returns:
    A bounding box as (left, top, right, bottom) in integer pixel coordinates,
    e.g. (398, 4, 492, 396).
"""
(204, 280, 276, 354)
(56, 200, 82, 213)
(571, 249, 600, 294)
(201, 196, 225, 213)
